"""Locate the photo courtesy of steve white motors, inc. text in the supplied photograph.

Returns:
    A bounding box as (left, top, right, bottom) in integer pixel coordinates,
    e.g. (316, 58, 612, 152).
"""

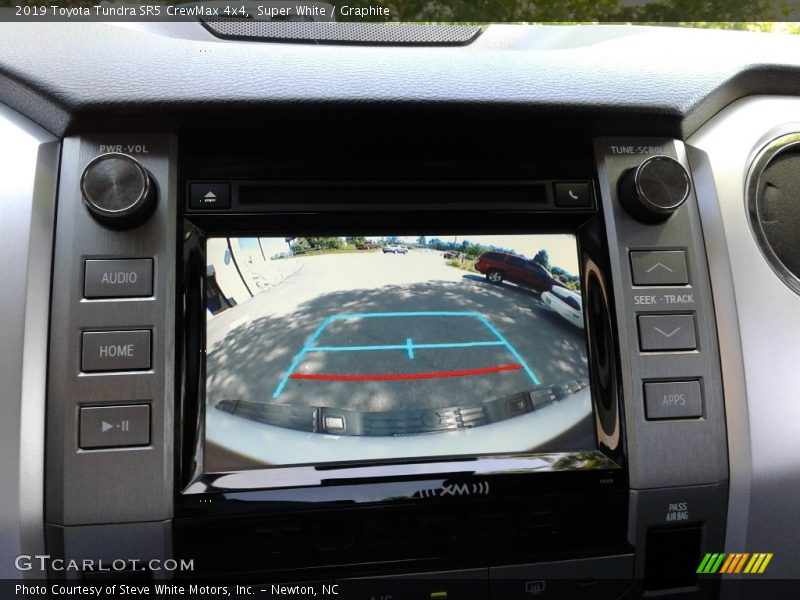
(14, 583, 341, 597)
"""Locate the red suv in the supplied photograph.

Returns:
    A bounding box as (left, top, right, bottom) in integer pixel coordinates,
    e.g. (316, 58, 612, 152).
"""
(475, 251, 556, 292)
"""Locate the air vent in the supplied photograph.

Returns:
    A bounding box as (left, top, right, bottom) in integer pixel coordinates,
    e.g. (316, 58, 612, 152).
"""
(747, 133, 800, 295)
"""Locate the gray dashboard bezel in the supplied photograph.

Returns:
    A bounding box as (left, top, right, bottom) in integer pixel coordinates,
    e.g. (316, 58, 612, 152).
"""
(594, 138, 728, 490)
(46, 134, 177, 533)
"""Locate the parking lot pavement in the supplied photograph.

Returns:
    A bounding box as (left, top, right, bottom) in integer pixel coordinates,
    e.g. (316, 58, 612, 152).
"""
(206, 250, 588, 412)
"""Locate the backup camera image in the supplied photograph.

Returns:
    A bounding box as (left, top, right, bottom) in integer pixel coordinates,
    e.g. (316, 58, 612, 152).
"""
(204, 234, 593, 470)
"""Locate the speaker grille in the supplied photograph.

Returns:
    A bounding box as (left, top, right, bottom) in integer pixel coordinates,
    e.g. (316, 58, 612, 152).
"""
(202, 21, 482, 45)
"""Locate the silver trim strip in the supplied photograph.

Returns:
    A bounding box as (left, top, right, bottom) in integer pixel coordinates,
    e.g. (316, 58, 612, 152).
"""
(0, 104, 58, 578)
(685, 144, 751, 556)
(688, 96, 800, 579)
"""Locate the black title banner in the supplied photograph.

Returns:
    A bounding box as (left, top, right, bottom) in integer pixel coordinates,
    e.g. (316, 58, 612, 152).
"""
(2, 0, 800, 23)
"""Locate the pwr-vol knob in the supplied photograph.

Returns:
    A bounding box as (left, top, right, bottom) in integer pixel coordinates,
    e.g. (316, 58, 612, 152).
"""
(618, 155, 691, 223)
(80, 153, 156, 228)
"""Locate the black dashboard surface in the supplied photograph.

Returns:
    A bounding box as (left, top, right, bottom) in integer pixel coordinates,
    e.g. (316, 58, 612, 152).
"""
(2, 23, 800, 137)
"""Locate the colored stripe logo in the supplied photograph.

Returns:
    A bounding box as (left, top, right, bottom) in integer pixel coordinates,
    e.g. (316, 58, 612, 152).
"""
(697, 552, 773, 574)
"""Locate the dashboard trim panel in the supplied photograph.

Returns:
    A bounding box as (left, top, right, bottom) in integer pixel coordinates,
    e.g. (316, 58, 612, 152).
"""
(0, 104, 59, 578)
(688, 96, 800, 579)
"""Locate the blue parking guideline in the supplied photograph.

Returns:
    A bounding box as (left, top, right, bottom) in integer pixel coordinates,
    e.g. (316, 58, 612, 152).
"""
(308, 340, 506, 353)
(330, 311, 484, 319)
(271, 311, 539, 398)
(271, 316, 333, 398)
(477, 314, 540, 385)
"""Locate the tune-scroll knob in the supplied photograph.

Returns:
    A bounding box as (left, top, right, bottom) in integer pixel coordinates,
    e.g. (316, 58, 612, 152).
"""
(80, 153, 156, 228)
(618, 155, 691, 222)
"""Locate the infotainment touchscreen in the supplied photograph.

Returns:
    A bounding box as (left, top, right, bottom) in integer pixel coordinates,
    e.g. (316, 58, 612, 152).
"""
(203, 234, 594, 471)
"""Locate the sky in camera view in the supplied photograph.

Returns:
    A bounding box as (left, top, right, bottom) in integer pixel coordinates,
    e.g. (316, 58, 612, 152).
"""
(241, 234, 579, 275)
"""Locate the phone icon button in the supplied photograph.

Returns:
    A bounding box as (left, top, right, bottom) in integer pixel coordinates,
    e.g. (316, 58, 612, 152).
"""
(554, 182, 592, 207)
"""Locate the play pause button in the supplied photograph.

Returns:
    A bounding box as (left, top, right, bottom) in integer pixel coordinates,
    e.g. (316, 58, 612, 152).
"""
(79, 404, 150, 449)
(101, 419, 129, 432)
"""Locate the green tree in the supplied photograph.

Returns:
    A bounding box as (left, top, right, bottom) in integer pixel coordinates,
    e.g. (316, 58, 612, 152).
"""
(321, 237, 344, 250)
(465, 243, 483, 259)
(298, 237, 343, 250)
(291, 238, 310, 253)
(533, 249, 550, 269)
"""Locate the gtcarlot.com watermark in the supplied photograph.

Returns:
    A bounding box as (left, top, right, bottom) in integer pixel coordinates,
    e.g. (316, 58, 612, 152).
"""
(15, 554, 194, 573)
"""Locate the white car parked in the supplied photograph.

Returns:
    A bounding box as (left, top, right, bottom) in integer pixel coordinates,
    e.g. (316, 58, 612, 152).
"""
(541, 286, 584, 329)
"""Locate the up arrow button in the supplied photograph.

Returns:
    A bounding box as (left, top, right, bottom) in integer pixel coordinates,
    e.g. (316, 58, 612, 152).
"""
(630, 250, 689, 286)
(646, 262, 674, 273)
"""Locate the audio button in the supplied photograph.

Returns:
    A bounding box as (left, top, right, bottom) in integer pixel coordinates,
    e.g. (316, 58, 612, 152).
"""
(84, 258, 153, 299)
